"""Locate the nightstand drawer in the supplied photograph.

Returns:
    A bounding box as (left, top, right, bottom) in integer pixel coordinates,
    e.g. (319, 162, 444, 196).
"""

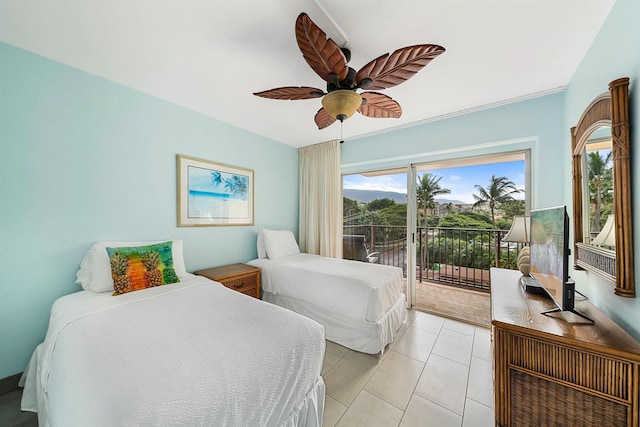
(194, 263, 261, 299)
(220, 273, 258, 297)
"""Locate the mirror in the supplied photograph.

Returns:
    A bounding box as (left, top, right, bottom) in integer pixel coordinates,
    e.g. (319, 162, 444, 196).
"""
(571, 78, 634, 297)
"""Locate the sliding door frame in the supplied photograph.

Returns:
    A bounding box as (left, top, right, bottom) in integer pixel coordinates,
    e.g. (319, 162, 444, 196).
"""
(407, 150, 530, 309)
(406, 165, 417, 307)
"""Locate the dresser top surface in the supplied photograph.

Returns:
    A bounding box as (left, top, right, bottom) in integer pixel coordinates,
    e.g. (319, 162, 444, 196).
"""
(491, 268, 640, 357)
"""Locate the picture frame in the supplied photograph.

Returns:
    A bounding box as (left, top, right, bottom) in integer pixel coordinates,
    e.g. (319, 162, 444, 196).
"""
(177, 155, 254, 227)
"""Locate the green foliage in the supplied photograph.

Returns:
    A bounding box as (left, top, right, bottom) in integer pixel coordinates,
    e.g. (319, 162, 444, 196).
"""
(343, 197, 361, 217)
(438, 212, 493, 229)
(367, 198, 396, 211)
(461, 211, 492, 223)
(500, 200, 525, 218)
(376, 203, 407, 226)
(495, 218, 512, 231)
(445, 203, 455, 214)
(419, 234, 497, 270)
(424, 215, 440, 227)
(417, 212, 441, 227)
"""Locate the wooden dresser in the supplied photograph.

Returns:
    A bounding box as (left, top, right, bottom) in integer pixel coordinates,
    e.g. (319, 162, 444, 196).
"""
(491, 268, 640, 427)
(194, 263, 261, 299)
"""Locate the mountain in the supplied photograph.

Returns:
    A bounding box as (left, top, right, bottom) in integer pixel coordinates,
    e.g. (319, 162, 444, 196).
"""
(434, 198, 469, 205)
(343, 189, 406, 204)
(343, 189, 466, 205)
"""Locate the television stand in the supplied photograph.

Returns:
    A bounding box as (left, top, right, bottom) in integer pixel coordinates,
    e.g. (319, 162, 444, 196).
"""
(491, 268, 640, 427)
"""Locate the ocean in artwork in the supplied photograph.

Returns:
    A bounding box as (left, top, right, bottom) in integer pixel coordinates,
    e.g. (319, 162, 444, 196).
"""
(187, 166, 250, 219)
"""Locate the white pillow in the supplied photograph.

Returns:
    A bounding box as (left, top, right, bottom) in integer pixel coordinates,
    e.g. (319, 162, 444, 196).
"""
(76, 239, 188, 292)
(263, 229, 300, 259)
(257, 230, 267, 259)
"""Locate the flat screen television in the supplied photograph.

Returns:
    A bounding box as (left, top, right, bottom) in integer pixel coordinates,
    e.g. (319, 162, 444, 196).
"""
(528, 205, 593, 322)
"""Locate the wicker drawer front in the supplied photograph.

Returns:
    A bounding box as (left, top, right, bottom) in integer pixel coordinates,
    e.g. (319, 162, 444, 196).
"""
(510, 370, 627, 427)
(509, 334, 632, 401)
(220, 273, 258, 298)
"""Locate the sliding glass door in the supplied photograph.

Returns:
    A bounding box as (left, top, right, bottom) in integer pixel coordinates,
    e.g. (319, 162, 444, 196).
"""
(342, 151, 529, 322)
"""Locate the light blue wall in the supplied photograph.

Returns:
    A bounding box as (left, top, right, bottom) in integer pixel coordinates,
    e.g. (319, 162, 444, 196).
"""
(0, 42, 299, 379)
(341, 92, 567, 212)
(564, 0, 640, 338)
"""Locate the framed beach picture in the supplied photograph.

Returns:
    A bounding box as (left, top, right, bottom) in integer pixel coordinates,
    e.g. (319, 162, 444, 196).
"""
(177, 155, 254, 226)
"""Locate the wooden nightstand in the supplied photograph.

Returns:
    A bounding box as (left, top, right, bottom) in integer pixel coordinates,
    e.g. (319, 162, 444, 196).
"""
(194, 263, 261, 299)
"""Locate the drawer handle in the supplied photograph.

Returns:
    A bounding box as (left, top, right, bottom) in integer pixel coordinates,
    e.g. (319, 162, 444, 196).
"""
(233, 282, 245, 289)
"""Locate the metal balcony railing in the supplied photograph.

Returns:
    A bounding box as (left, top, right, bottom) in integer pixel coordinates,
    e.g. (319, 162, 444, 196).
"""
(343, 224, 523, 292)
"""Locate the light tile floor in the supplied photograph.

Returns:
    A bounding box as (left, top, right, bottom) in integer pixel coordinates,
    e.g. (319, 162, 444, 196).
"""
(321, 309, 494, 427)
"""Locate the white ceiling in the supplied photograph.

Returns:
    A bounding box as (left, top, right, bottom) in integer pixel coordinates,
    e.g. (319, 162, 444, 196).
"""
(0, 0, 616, 148)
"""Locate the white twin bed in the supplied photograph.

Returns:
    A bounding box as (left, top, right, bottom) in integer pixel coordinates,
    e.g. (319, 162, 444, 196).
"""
(249, 229, 407, 354)
(21, 240, 326, 427)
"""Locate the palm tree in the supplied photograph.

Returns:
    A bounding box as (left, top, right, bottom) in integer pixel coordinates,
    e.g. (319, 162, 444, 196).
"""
(416, 173, 450, 271)
(472, 175, 521, 226)
(587, 150, 613, 232)
(416, 173, 451, 226)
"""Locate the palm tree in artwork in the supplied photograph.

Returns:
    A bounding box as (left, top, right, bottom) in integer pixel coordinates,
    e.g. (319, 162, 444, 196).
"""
(472, 175, 521, 227)
(416, 173, 451, 226)
(211, 172, 249, 200)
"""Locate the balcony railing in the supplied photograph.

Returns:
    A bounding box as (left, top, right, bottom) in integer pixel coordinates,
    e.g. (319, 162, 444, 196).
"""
(343, 224, 523, 292)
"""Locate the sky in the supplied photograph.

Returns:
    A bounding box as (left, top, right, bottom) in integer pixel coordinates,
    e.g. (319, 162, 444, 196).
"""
(343, 160, 526, 204)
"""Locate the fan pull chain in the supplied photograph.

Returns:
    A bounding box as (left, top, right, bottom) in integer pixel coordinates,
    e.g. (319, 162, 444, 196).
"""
(340, 121, 344, 144)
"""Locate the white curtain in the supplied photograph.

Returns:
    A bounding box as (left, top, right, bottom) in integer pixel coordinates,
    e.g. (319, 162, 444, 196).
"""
(298, 140, 342, 258)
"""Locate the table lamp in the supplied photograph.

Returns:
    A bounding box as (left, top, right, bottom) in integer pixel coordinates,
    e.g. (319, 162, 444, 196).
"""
(591, 214, 615, 249)
(503, 215, 530, 275)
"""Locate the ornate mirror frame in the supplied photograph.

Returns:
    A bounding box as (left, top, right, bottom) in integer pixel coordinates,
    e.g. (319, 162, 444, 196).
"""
(571, 77, 634, 297)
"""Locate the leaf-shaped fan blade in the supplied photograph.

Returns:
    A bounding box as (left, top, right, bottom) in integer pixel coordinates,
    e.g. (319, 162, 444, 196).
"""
(296, 13, 348, 83)
(356, 44, 445, 90)
(253, 86, 325, 100)
(314, 108, 337, 129)
(358, 92, 402, 118)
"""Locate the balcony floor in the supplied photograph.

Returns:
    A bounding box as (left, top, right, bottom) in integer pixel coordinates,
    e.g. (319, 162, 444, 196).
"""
(413, 280, 491, 328)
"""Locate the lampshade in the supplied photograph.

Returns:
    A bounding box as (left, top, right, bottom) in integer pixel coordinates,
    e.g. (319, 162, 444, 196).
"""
(321, 90, 362, 121)
(503, 215, 531, 243)
(591, 214, 615, 248)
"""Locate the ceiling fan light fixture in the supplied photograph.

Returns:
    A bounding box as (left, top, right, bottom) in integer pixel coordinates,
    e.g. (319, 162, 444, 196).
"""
(321, 90, 362, 121)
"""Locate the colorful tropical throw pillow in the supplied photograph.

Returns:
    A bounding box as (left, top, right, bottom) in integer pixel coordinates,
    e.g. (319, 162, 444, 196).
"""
(106, 242, 180, 295)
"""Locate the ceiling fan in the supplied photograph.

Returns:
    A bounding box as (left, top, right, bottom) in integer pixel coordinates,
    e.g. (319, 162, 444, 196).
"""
(253, 12, 445, 130)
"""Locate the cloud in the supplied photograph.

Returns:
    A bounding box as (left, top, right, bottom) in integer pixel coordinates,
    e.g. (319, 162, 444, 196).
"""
(446, 192, 476, 204)
(343, 175, 407, 193)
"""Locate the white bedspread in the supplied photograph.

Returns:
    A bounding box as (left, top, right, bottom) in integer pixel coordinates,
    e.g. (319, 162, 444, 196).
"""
(248, 254, 404, 322)
(21, 275, 325, 427)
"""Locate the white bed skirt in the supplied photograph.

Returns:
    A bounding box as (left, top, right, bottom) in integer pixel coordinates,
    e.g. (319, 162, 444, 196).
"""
(21, 353, 326, 427)
(280, 377, 326, 427)
(262, 291, 407, 354)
